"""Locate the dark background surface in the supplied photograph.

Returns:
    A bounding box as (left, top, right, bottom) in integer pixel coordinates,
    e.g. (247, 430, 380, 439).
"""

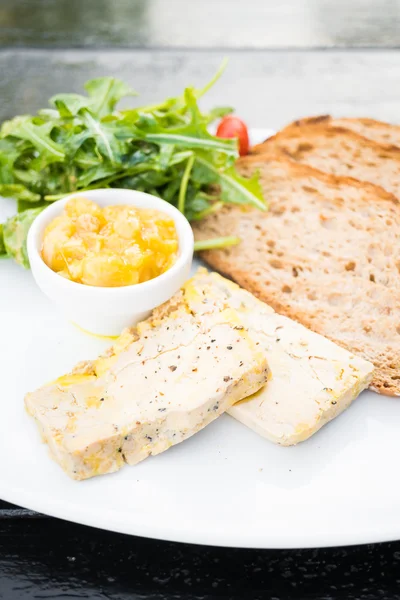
(2, 1, 400, 598)
(2, 506, 400, 600)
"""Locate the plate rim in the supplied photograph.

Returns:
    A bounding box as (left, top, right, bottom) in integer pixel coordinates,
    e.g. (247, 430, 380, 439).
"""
(2, 474, 400, 549)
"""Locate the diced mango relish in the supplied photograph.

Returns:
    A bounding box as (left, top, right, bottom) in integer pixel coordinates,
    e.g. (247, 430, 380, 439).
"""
(41, 198, 179, 287)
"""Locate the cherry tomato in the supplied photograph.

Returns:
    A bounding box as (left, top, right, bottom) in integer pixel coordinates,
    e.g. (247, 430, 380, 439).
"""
(216, 115, 250, 156)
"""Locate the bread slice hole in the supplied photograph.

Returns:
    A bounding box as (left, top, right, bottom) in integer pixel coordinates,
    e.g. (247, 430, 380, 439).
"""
(270, 259, 283, 269)
(345, 261, 356, 271)
(302, 185, 317, 194)
(296, 142, 313, 153)
(282, 285, 292, 294)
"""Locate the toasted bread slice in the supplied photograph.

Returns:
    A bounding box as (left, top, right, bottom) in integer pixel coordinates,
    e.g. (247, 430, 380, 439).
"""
(252, 121, 400, 198)
(264, 115, 400, 149)
(193, 154, 400, 396)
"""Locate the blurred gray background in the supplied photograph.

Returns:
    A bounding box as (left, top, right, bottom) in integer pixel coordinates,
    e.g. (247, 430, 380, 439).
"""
(0, 0, 400, 127)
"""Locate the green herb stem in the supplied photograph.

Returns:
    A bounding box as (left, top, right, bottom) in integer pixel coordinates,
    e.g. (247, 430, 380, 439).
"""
(196, 57, 229, 99)
(190, 201, 223, 221)
(178, 154, 195, 214)
(194, 236, 241, 252)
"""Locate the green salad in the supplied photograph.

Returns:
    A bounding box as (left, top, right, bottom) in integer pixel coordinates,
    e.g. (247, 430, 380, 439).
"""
(0, 62, 265, 268)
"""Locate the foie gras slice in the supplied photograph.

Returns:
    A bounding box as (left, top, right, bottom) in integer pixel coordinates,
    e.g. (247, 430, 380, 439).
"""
(25, 278, 269, 480)
(186, 269, 374, 445)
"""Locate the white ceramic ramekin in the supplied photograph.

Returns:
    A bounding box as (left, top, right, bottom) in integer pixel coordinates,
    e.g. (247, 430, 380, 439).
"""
(27, 189, 194, 336)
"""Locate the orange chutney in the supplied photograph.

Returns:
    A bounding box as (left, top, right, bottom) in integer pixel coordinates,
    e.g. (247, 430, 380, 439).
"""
(41, 198, 179, 287)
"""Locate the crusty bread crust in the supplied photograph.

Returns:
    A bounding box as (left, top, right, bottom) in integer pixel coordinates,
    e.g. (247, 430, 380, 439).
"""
(239, 150, 399, 202)
(253, 115, 400, 152)
(251, 121, 400, 200)
(193, 153, 400, 396)
(288, 115, 400, 149)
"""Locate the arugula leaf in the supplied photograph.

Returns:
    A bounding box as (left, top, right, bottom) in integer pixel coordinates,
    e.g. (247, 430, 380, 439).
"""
(0, 138, 21, 183)
(79, 110, 126, 163)
(0, 68, 267, 268)
(76, 163, 121, 188)
(168, 150, 194, 167)
(193, 157, 266, 210)
(134, 89, 237, 155)
(85, 78, 137, 118)
(17, 199, 48, 213)
(51, 78, 137, 120)
(0, 184, 41, 202)
(158, 144, 175, 170)
(3, 207, 45, 268)
(1, 117, 64, 161)
(50, 93, 91, 118)
(142, 130, 236, 153)
(13, 169, 43, 187)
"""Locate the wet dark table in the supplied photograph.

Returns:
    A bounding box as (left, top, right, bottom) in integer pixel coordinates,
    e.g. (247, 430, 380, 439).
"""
(3, 499, 400, 600)
(2, 1, 400, 598)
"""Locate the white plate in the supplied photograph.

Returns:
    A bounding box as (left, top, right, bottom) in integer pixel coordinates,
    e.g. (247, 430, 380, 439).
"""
(1, 129, 399, 549)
